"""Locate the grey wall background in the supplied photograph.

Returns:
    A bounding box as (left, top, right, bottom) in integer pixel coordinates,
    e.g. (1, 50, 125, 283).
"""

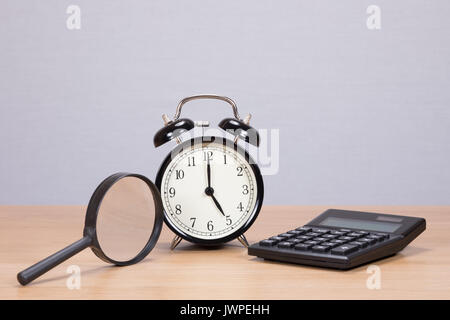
(1, 1, 449, 205)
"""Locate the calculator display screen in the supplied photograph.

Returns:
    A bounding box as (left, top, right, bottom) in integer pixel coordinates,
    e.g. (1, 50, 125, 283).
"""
(319, 217, 401, 232)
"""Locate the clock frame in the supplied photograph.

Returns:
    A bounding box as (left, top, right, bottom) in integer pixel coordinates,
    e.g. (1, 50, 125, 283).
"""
(155, 136, 264, 246)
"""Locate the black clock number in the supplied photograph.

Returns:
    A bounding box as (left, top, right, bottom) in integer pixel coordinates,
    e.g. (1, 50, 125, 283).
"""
(237, 202, 244, 212)
(226, 215, 232, 226)
(237, 166, 243, 176)
(175, 204, 182, 215)
(190, 217, 196, 227)
(175, 169, 184, 179)
(207, 220, 214, 231)
(223, 154, 227, 164)
(169, 187, 176, 198)
(188, 156, 196, 167)
(242, 184, 249, 195)
(203, 151, 213, 161)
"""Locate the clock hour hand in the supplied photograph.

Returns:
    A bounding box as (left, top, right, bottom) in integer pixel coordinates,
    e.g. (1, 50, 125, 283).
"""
(205, 187, 225, 216)
(210, 194, 225, 216)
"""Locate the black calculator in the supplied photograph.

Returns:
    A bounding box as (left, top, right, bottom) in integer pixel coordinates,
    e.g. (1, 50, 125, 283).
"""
(248, 209, 426, 269)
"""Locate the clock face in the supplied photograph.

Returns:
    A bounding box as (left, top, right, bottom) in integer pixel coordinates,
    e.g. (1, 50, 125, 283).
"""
(156, 138, 263, 243)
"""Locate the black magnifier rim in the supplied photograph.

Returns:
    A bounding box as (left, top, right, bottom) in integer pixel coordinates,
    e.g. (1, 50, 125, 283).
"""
(83, 172, 164, 266)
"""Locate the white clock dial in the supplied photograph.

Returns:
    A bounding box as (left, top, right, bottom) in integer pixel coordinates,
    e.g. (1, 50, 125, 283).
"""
(160, 140, 258, 240)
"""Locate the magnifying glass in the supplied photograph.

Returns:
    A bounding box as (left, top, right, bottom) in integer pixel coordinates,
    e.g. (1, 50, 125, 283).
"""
(17, 172, 163, 286)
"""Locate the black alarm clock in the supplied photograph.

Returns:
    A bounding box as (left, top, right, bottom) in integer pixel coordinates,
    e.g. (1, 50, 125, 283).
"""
(154, 95, 264, 249)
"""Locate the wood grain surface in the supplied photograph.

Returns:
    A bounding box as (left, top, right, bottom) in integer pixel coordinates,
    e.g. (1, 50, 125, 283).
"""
(1, 205, 449, 299)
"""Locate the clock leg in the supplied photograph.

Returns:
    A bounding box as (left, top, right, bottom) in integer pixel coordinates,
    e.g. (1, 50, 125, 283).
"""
(170, 235, 182, 250)
(237, 234, 249, 248)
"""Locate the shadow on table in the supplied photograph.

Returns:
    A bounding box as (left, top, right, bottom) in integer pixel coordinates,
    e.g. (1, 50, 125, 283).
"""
(248, 246, 430, 273)
(20, 258, 157, 287)
(160, 240, 244, 252)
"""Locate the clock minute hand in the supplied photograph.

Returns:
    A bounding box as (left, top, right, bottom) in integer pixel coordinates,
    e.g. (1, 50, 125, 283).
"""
(206, 158, 211, 188)
(205, 158, 225, 216)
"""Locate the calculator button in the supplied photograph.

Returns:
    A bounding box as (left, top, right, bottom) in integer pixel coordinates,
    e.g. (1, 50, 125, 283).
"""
(347, 241, 366, 249)
(304, 240, 320, 246)
(279, 233, 294, 239)
(312, 228, 330, 234)
(296, 235, 313, 241)
(339, 229, 352, 233)
(356, 231, 369, 235)
(321, 242, 338, 248)
(367, 235, 384, 242)
(313, 237, 327, 242)
(269, 236, 285, 242)
(375, 233, 389, 240)
(330, 239, 346, 245)
(305, 232, 320, 237)
(312, 245, 330, 253)
(296, 227, 312, 232)
(338, 236, 355, 241)
(287, 230, 303, 236)
(294, 243, 312, 251)
(330, 231, 346, 236)
(259, 240, 277, 247)
(355, 241, 368, 248)
(359, 238, 377, 245)
(322, 234, 338, 239)
(286, 238, 302, 244)
(278, 241, 295, 249)
(347, 232, 363, 238)
(331, 244, 358, 255)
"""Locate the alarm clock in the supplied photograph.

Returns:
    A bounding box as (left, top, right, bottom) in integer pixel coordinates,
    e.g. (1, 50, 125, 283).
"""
(153, 95, 264, 249)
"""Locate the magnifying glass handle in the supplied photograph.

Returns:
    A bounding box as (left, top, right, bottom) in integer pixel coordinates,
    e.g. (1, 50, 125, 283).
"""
(17, 236, 92, 286)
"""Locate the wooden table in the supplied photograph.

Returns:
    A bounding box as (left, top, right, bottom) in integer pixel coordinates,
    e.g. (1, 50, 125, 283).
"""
(1, 206, 449, 300)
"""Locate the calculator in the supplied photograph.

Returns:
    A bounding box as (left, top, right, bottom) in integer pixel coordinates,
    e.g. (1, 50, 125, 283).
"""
(248, 209, 426, 269)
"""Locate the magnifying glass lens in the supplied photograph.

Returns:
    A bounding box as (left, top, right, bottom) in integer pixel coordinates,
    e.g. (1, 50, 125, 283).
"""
(96, 176, 156, 262)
